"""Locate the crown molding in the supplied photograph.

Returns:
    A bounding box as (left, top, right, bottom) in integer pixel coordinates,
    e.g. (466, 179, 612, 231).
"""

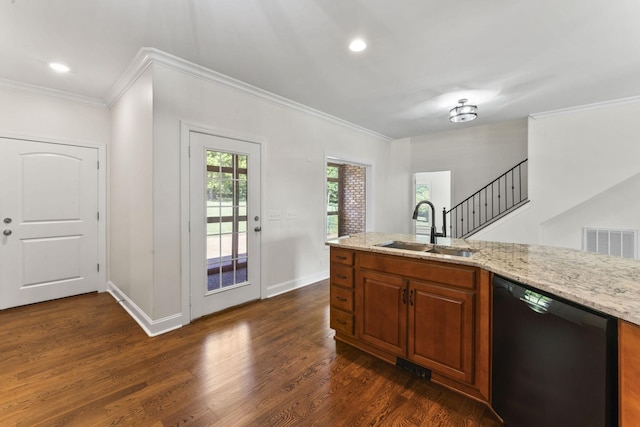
(0, 77, 106, 107)
(529, 95, 640, 120)
(104, 47, 392, 142)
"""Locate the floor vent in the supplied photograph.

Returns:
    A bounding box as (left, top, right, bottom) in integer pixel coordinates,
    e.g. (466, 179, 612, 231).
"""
(396, 358, 431, 380)
(583, 228, 637, 259)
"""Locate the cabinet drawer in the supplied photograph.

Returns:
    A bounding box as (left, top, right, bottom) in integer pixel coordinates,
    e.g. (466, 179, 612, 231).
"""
(330, 264, 354, 288)
(330, 308, 354, 335)
(359, 252, 476, 290)
(330, 248, 354, 266)
(330, 285, 354, 312)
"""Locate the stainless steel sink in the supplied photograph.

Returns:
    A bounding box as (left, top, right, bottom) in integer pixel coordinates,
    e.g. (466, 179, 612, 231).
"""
(376, 240, 476, 257)
(376, 241, 433, 251)
(426, 247, 476, 257)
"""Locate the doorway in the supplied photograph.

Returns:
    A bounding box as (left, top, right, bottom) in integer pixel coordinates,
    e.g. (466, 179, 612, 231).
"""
(414, 171, 451, 236)
(326, 160, 368, 239)
(188, 130, 262, 320)
(0, 137, 102, 309)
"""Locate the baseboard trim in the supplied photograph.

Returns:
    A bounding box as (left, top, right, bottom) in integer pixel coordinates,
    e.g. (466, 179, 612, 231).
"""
(106, 281, 184, 337)
(265, 271, 329, 298)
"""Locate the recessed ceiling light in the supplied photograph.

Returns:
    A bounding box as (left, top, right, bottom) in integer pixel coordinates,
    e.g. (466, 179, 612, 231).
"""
(349, 39, 367, 52)
(49, 62, 70, 73)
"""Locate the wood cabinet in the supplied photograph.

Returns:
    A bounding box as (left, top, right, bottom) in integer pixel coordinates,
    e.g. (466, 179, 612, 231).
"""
(358, 269, 407, 355)
(329, 248, 355, 336)
(620, 320, 640, 426)
(330, 248, 490, 403)
(408, 280, 474, 384)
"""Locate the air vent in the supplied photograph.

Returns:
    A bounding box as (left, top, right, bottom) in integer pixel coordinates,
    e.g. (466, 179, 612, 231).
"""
(396, 357, 431, 380)
(583, 228, 637, 259)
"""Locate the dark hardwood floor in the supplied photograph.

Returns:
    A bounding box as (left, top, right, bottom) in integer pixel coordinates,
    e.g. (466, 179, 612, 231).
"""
(0, 280, 501, 426)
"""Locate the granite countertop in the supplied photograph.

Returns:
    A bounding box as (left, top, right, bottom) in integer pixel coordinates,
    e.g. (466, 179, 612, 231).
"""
(326, 232, 640, 326)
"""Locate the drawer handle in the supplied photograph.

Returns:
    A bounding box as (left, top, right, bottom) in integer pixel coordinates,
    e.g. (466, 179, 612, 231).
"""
(336, 319, 347, 325)
(336, 255, 347, 260)
(336, 274, 348, 279)
(335, 296, 348, 302)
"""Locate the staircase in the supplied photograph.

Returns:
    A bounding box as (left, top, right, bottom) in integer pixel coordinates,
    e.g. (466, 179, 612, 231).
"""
(444, 159, 529, 238)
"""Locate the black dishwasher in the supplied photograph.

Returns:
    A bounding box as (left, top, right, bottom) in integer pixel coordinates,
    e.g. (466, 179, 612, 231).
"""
(492, 275, 617, 427)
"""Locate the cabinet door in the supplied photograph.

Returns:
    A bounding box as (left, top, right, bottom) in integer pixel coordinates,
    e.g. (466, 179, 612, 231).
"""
(620, 320, 640, 426)
(408, 280, 475, 384)
(357, 269, 407, 356)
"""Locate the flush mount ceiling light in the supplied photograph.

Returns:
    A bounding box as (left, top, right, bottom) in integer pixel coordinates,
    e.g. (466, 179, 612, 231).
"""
(449, 99, 478, 123)
(49, 62, 70, 73)
(349, 38, 367, 52)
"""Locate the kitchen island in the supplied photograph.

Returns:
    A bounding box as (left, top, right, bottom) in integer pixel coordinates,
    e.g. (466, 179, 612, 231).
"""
(326, 232, 640, 426)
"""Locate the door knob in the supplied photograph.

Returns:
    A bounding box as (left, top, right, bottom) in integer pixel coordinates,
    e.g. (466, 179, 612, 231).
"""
(3, 229, 12, 236)
(254, 227, 262, 232)
(3, 218, 11, 224)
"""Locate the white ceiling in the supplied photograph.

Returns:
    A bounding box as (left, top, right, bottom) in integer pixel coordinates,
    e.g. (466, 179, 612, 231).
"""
(1, 0, 639, 139)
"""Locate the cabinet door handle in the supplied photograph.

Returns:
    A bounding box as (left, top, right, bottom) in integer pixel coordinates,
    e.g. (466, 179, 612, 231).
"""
(402, 288, 407, 304)
(335, 296, 347, 302)
(409, 289, 414, 306)
(336, 274, 347, 279)
(336, 255, 347, 260)
(336, 319, 347, 325)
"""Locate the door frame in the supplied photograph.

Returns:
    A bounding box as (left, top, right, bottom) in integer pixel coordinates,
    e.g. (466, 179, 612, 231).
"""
(180, 122, 266, 322)
(0, 131, 107, 294)
(324, 152, 374, 239)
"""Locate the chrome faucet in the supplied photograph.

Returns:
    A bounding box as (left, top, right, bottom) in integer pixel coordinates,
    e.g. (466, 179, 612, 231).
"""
(412, 200, 437, 244)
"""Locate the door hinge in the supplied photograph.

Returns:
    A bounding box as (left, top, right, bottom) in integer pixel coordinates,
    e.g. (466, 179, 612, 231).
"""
(188, 221, 191, 232)
(97, 160, 100, 169)
(97, 263, 100, 272)
(188, 146, 191, 157)
(97, 212, 100, 221)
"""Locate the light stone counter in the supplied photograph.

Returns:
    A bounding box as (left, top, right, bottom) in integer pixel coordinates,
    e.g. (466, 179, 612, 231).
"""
(326, 232, 640, 326)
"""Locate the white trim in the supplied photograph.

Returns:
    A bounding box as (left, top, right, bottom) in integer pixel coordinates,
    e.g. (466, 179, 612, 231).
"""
(108, 48, 391, 142)
(529, 95, 640, 120)
(107, 281, 183, 337)
(266, 271, 329, 298)
(0, 77, 105, 107)
(180, 121, 267, 322)
(0, 132, 108, 293)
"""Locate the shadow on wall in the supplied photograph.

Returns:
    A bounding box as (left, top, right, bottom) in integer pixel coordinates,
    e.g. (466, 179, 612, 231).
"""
(539, 172, 640, 253)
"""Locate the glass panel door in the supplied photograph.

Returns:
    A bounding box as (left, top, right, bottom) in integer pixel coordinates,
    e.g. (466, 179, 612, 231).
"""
(189, 130, 261, 320)
(206, 150, 248, 291)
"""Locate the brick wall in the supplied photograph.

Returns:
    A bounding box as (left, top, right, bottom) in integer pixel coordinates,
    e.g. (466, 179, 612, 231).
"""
(339, 164, 366, 236)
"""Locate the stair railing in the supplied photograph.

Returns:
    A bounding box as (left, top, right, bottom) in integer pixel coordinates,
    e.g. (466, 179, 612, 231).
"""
(444, 159, 528, 238)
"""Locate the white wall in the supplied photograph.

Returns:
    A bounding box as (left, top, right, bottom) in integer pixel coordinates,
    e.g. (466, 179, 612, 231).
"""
(539, 173, 640, 251)
(477, 99, 640, 253)
(409, 119, 528, 207)
(379, 137, 413, 234)
(108, 67, 155, 316)
(147, 63, 393, 319)
(0, 85, 109, 144)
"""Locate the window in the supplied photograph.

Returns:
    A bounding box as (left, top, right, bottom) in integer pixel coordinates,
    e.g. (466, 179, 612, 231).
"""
(206, 150, 248, 290)
(415, 183, 431, 223)
(326, 163, 340, 239)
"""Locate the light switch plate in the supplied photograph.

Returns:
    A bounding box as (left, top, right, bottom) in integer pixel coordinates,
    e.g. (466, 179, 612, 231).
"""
(267, 210, 282, 220)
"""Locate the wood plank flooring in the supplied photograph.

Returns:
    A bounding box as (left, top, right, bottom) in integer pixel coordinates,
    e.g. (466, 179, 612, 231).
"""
(0, 280, 501, 426)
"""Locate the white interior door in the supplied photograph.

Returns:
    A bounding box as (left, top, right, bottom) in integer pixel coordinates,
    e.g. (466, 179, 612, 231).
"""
(189, 131, 261, 319)
(0, 138, 99, 309)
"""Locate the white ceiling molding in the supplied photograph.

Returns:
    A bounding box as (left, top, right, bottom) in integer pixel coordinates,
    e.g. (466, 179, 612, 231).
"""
(0, 77, 105, 107)
(530, 95, 640, 120)
(105, 48, 392, 142)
